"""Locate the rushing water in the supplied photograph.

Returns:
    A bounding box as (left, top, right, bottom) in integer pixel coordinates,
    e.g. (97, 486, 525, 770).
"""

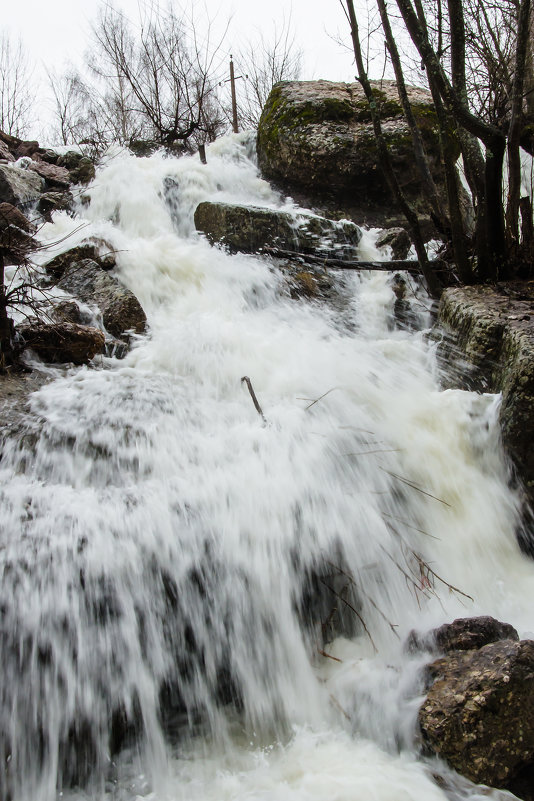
(1, 133, 533, 801)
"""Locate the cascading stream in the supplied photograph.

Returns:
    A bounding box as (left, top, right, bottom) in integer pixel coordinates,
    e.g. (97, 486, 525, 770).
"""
(0, 133, 532, 801)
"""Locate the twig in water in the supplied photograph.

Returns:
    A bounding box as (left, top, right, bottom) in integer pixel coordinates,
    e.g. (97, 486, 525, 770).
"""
(320, 579, 378, 653)
(241, 376, 266, 423)
(344, 448, 401, 456)
(323, 557, 400, 639)
(317, 647, 342, 663)
(382, 512, 440, 540)
(329, 693, 352, 721)
(412, 552, 473, 602)
(380, 468, 451, 507)
(297, 387, 340, 411)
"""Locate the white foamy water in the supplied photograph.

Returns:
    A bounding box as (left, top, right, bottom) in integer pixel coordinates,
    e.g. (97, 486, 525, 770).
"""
(0, 133, 532, 801)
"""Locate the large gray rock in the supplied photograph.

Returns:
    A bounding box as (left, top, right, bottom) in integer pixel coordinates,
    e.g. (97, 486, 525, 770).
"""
(256, 80, 444, 211)
(57, 259, 147, 340)
(419, 638, 534, 791)
(0, 164, 44, 207)
(194, 201, 362, 257)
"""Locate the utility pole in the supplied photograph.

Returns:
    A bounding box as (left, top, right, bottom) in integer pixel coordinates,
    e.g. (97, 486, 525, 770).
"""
(230, 56, 238, 133)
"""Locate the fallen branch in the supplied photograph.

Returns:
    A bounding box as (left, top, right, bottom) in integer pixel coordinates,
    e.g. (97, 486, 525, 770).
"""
(241, 376, 266, 423)
(380, 468, 452, 507)
(318, 647, 342, 662)
(319, 578, 378, 653)
(261, 245, 446, 276)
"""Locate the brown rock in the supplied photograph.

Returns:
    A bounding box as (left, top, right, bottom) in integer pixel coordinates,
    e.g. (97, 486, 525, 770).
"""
(407, 616, 519, 654)
(18, 321, 105, 364)
(0, 140, 14, 162)
(419, 639, 534, 790)
(0, 202, 37, 264)
(29, 160, 70, 188)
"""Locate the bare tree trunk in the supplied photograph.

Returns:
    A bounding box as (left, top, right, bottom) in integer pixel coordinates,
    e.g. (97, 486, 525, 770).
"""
(506, 0, 532, 258)
(344, 0, 441, 297)
(395, 0, 508, 280)
(376, 0, 447, 227)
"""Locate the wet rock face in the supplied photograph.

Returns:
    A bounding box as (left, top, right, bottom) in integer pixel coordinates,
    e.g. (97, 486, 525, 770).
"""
(56, 258, 147, 340)
(437, 283, 534, 520)
(419, 638, 534, 790)
(408, 616, 520, 654)
(256, 80, 444, 209)
(194, 200, 362, 257)
(0, 164, 45, 207)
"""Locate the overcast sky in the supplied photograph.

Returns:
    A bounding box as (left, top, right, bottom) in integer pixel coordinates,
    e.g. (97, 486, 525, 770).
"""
(6, 0, 357, 85)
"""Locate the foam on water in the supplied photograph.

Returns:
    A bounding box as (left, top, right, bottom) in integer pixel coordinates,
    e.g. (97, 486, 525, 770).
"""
(1, 133, 531, 800)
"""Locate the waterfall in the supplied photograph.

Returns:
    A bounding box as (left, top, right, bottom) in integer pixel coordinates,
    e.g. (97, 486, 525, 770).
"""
(1, 132, 532, 801)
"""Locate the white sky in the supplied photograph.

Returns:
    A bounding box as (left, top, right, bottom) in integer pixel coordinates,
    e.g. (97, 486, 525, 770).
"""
(6, 0, 360, 119)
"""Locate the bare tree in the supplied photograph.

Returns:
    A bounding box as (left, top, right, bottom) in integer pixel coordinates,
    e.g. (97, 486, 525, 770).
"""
(48, 68, 94, 147)
(0, 32, 34, 138)
(87, 3, 226, 150)
(234, 20, 303, 129)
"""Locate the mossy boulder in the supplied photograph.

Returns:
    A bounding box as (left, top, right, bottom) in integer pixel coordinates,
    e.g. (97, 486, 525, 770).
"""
(256, 80, 444, 209)
(194, 200, 362, 257)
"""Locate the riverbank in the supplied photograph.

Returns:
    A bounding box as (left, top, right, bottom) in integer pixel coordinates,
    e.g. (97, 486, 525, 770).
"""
(437, 280, 534, 525)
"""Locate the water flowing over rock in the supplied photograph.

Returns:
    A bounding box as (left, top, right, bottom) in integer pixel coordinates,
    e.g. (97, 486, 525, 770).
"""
(376, 228, 412, 260)
(437, 283, 534, 523)
(408, 616, 519, 654)
(0, 136, 533, 801)
(194, 200, 362, 257)
(56, 258, 147, 339)
(419, 638, 534, 791)
(256, 80, 444, 218)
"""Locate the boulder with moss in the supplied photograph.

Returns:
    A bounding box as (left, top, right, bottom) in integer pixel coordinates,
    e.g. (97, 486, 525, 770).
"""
(256, 80, 445, 218)
(194, 200, 362, 257)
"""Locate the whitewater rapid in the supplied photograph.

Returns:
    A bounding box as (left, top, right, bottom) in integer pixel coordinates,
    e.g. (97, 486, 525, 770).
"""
(1, 132, 532, 801)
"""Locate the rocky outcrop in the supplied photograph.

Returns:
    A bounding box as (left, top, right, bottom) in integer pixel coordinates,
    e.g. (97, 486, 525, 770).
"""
(0, 164, 45, 207)
(29, 161, 70, 188)
(57, 151, 96, 185)
(43, 242, 117, 280)
(194, 201, 362, 257)
(0, 132, 96, 216)
(256, 80, 445, 219)
(437, 283, 534, 517)
(376, 227, 411, 260)
(0, 202, 37, 264)
(37, 190, 74, 221)
(407, 616, 519, 654)
(419, 636, 534, 794)
(18, 321, 106, 364)
(55, 258, 147, 340)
